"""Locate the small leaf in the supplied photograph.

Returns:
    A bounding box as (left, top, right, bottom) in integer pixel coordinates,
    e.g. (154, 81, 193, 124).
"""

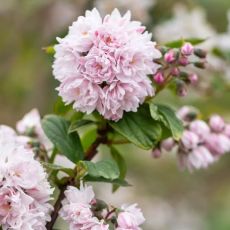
(110, 147, 127, 192)
(165, 38, 206, 48)
(81, 127, 97, 151)
(81, 160, 120, 180)
(54, 97, 72, 115)
(85, 176, 130, 187)
(149, 103, 183, 140)
(68, 120, 95, 134)
(42, 115, 84, 163)
(42, 162, 74, 176)
(109, 104, 162, 150)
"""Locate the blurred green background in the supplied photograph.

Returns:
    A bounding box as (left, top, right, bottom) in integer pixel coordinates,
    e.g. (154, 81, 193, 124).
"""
(0, 0, 230, 229)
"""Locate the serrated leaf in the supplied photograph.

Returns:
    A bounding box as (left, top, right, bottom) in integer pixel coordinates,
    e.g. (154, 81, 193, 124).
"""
(84, 176, 130, 186)
(42, 162, 74, 176)
(149, 103, 183, 140)
(42, 115, 84, 163)
(82, 160, 120, 180)
(109, 104, 162, 150)
(165, 38, 206, 48)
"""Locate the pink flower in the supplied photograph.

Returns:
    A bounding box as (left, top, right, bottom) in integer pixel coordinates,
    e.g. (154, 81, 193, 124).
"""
(60, 184, 109, 230)
(181, 130, 199, 150)
(209, 115, 225, 133)
(188, 73, 198, 85)
(53, 8, 161, 121)
(189, 120, 210, 142)
(151, 148, 161, 158)
(181, 42, 194, 56)
(179, 146, 215, 171)
(224, 124, 230, 138)
(160, 138, 175, 152)
(205, 133, 230, 156)
(16, 109, 52, 149)
(0, 125, 53, 229)
(117, 204, 145, 230)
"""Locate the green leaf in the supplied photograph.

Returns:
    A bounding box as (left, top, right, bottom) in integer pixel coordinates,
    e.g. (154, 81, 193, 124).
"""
(109, 104, 162, 150)
(81, 127, 97, 151)
(110, 147, 127, 192)
(81, 160, 120, 180)
(212, 47, 230, 61)
(165, 38, 206, 48)
(68, 119, 95, 134)
(53, 97, 72, 115)
(42, 115, 84, 163)
(84, 176, 130, 187)
(42, 162, 74, 176)
(149, 103, 183, 141)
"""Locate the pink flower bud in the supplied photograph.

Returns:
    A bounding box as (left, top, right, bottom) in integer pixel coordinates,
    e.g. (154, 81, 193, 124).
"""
(151, 148, 161, 158)
(188, 73, 198, 85)
(179, 56, 189, 66)
(161, 138, 175, 152)
(209, 115, 225, 133)
(181, 130, 199, 150)
(181, 42, 194, 56)
(153, 72, 164, 84)
(164, 50, 175, 63)
(177, 83, 187, 97)
(189, 120, 210, 141)
(171, 67, 180, 76)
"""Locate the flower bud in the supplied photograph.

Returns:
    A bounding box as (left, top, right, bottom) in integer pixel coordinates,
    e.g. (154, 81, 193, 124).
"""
(181, 42, 194, 56)
(153, 72, 164, 84)
(151, 148, 161, 158)
(164, 50, 175, 63)
(194, 48, 207, 58)
(209, 115, 225, 133)
(171, 67, 180, 76)
(189, 120, 210, 141)
(176, 81, 188, 97)
(161, 138, 175, 152)
(194, 61, 206, 69)
(188, 73, 198, 85)
(181, 130, 199, 150)
(179, 56, 189, 66)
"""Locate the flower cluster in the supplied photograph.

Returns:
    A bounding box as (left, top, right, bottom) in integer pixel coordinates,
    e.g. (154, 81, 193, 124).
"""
(60, 183, 145, 229)
(0, 125, 53, 229)
(152, 106, 230, 171)
(153, 42, 207, 96)
(53, 8, 161, 121)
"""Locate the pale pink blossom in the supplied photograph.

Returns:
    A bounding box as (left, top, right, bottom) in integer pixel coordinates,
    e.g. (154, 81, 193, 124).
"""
(181, 130, 199, 150)
(16, 109, 52, 149)
(117, 204, 145, 230)
(189, 120, 210, 141)
(209, 115, 225, 133)
(60, 184, 109, 230)
(0, 125, 53, 230)
(53, 8, 161, 120)
(179, 146, 215, 171)
(224, 124, 230, 138)
(205, 133, 230, 156)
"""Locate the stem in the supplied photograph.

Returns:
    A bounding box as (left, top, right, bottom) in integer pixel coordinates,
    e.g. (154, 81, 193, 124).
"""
(46, 184, 67, 230)
(46, 125, 109, 229)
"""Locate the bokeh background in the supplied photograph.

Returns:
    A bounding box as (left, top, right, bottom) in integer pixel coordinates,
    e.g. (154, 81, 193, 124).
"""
(1, 0, 230, 229)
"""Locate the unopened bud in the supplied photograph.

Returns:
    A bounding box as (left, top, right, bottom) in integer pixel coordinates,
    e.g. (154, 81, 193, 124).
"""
(153, 72, 164, 84)
(194, 48, 207, 58)
(194, 61, 206, 69)
(188, 73, 198, 85)
(151, 148, 162, 158)
(161, 138, 175, 152)
(171, 67, 180, 76)
(181, 42, 194, 56)
(209, 115, 225, 133)
(164, 50, 176, 63)
(179, 56, 189, 66)
(176, 81, 188, 97)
